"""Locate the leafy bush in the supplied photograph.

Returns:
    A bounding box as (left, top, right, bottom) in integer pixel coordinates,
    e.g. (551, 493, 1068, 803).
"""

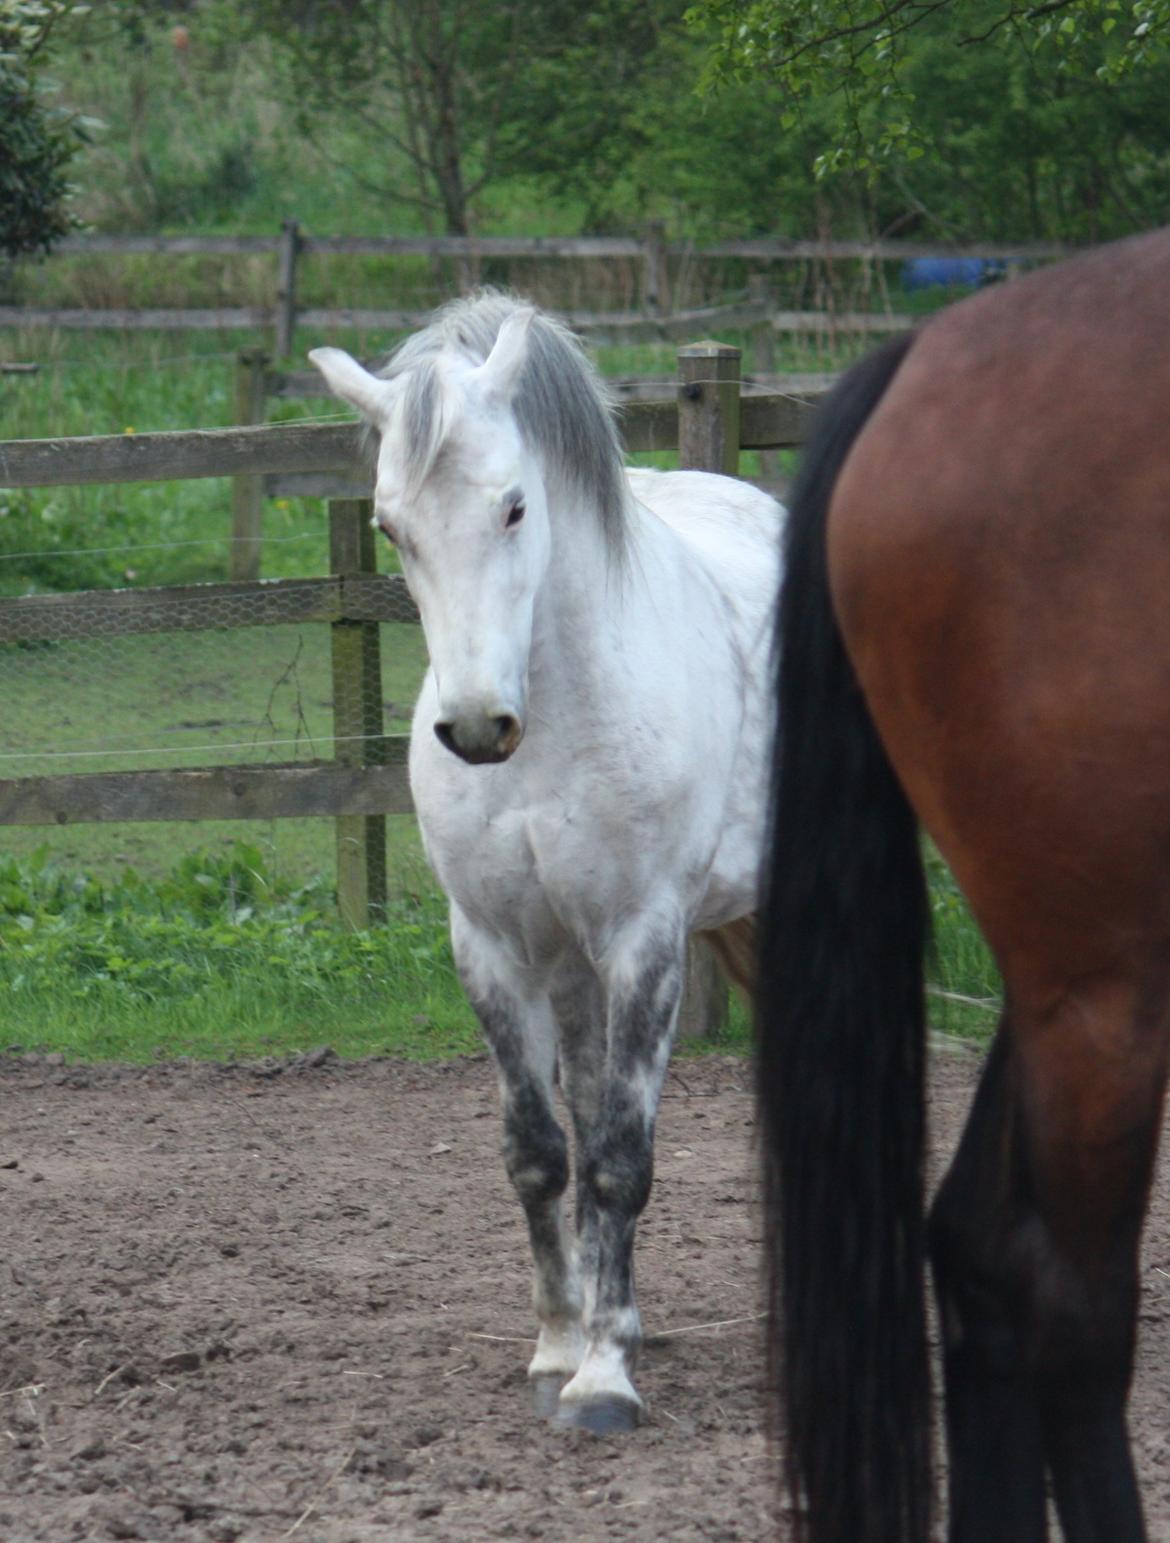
(0, 0, 88, 261)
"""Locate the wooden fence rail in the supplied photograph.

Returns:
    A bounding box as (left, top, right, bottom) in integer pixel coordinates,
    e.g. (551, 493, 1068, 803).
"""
(0, 386, 829, 488)
(0, 298, 908, 347)
(50, 231, 1068, 261)
(0, 344, 827, 1022)
(1, 221, 1067, 352)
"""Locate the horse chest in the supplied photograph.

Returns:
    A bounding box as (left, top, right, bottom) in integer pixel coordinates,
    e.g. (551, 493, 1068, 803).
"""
(414, 744, 682, 948)
(427, 789, 620, 903)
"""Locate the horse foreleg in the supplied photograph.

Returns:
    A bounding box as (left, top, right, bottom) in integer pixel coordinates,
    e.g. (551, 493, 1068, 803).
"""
(557, 922, 685, 1434)
(551, 969, 606, 1295)
(451, 916, 586, 1401)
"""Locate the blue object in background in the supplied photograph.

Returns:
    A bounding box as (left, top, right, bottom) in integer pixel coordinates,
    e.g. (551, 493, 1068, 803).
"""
(901, 257, 1007, 291)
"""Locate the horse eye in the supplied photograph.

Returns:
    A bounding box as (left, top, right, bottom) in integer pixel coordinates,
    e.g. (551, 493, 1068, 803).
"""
(505, 499, 526, 529)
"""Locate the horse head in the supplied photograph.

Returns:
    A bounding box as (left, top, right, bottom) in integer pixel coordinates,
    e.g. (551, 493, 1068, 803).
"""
(311, 308, 550, 766)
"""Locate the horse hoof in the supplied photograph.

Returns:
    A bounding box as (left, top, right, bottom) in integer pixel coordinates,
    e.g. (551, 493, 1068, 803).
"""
(530, 1374, 564, 1419)
(556, 1395, 642, 1435)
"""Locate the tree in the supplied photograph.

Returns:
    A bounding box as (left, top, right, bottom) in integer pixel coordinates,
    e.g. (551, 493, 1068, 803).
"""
(690, 0, 1170, 159)
(208, 0, 566, 236)
(501, 5, 827, 235)
(0, 0, 86, 258)
(688, 0, 1170, 238)
(208, 0, 690, 236)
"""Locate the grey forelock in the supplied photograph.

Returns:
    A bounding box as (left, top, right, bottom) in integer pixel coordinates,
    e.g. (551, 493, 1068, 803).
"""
(377, 291, 628, 559)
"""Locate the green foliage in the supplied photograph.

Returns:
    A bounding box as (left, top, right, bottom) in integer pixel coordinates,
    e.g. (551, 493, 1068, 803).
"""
(0, 0, 89, 259)
(881, 17, 1170, 238)
(8, 0, 1170, 255)
(42, 0, 848, 241)
(690, 0, 1170, 113)
(43, 0, 1170, 246)
(200, 0, 574, 234)
(148, 137, 259, 227)
(688, 0, 1170, 238)
(506, 13, 830, 235)
(0, 844, 480, 1060)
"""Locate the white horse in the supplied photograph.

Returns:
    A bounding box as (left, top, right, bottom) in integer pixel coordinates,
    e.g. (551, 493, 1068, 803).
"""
(311, 294, 782, 1433)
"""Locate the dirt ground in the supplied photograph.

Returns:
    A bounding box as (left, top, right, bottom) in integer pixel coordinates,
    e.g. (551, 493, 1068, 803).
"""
(3, 1045, 1170, 1543)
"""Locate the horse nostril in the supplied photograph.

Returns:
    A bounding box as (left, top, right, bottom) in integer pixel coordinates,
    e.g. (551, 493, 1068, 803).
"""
(433, 713, 523, 763)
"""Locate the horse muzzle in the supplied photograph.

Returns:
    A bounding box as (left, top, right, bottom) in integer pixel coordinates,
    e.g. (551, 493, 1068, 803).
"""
(433, 710, 525, 765)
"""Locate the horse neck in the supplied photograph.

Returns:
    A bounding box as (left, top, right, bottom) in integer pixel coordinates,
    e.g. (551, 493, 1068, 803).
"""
(529, 477, 632, 696)
(529, 474, 685, 709)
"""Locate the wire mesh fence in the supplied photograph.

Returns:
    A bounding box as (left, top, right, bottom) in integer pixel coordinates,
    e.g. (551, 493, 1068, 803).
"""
(0, 508, 427, 907)
(0, 620, 425, 778)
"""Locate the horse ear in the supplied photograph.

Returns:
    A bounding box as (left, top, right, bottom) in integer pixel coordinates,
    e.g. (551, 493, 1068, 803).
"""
(475, 308, 535, 402)
(308, 347, 396, 426)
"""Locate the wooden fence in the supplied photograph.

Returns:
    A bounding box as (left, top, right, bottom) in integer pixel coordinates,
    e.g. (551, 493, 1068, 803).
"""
(0, 222, 1067, 354)
(0, 342, 830, 1028)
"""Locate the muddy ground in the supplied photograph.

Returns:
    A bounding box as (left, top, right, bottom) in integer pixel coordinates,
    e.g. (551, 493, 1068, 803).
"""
(2, 1045, 1170, 1542)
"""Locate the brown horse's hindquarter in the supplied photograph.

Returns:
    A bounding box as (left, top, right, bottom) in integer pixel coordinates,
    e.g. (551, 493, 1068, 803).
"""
(823, 237, 1170, 1541)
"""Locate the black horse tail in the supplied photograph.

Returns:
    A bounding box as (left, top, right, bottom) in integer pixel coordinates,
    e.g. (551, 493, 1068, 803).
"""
(758, 330, 931, 1543)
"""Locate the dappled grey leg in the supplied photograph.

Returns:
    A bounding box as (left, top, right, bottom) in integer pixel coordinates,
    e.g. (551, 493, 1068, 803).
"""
(451, 911, 586, 1388)
(558, 920, 685, 1431)
(552, 967, 606, 1313)
(553, 967, 606, 1160)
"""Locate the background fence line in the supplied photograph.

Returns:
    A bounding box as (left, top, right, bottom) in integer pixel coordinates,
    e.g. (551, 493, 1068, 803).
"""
(0, 221, 1068, 352)
(46, 228, 1069, 261)
(0, 383, 831, 487)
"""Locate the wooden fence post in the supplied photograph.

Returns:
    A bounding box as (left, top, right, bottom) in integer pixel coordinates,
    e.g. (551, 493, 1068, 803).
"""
(748, 275, 781, 486)
(677, 339, 741, 477)
(230, 347, 269, 582)
(329, 498, 388, 929)
(275, 218, 301, 358)
(642, 220, 670, 318)
(675, 340, 742, 1039)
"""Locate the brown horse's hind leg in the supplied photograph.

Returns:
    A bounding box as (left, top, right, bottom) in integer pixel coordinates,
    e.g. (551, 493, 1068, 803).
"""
(1015, 969, 1169, 1543)
(932, 969, 1170, 1543)
(928, 1024, 1048, 1542)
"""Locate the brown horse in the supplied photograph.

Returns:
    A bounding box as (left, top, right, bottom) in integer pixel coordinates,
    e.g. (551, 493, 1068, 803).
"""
(757, 226, 1170, 1543)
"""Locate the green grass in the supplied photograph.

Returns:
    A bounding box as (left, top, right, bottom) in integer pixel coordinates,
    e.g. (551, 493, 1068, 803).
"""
(0, 837, 998, 1064)
(0, 622, 426, 773)
(925, 845, 1001, 1041)
(0, 844, 478, 1062)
